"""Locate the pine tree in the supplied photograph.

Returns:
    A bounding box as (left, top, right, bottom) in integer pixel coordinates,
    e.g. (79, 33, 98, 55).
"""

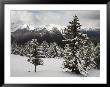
(53, 42, 58, 58)
(37, 45, 46, 58)
(24, 40, 33, 57)
(46, 42, 55, 58)
(46, 42, 59, 58)
(27, 39, 43, 72)
(41, 41, 49, 57)
(63, 44, 74, 71)
(94, 43, 100, 69)
(11, 43, 21, 55)
(55, 45, 64, 58)
(63, 15, 93, 76)
(75, 40, 96, 76)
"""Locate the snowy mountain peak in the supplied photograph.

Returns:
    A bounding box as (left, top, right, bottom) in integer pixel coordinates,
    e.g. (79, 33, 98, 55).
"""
(80, 26, 100, 31)
(11, 24, 36, 32)
(19, 24, 36, 30)
(38, 24, 67, 31)
(11, 23, 99, 33)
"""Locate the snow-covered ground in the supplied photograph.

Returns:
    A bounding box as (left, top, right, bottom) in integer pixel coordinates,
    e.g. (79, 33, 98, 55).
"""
(11, 54, 100, 77)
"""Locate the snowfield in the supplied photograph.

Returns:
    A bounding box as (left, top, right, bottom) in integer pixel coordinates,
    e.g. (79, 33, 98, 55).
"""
(11, 54, 100, 77)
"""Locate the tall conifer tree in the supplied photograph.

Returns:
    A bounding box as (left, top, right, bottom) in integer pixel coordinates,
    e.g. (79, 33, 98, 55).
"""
(63, 15, 94, 76)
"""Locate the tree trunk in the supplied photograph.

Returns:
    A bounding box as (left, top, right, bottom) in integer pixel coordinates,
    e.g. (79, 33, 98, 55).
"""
(35, 65, 36, 72)
(35, 58, 37, 72)
(75, 58, 80, 74)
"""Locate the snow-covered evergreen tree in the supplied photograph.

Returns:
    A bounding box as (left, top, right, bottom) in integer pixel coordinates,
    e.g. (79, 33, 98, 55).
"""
(63, 44, 74, 71)
(24, 40, 35, 57)
(63, 15, 95, 76)
(46, 42, 56, 58)
(46, 42, 62, 58)
(37, 45, 46, 58)
(55, 45, 64, 58)
(27, 39, 43, 72)
(52, 42, 58, 58)
(11, 43, 21, 55)
(93, 43, 100, 69)
(75, 41, 96, 76)
(41, 41, 49, 57)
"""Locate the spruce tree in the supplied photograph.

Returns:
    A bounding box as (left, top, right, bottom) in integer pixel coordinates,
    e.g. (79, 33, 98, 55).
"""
(94, 43, 100, 69)
(41, 41, 49, 57)
(46, 42, 56, 58)
(63, 15, 81, 74)
(63, 15, 93, 76)
(27, 39, 43, 72)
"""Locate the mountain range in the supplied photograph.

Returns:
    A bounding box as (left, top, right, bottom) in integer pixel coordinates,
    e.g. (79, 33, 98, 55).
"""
(11, 24, 100, 46)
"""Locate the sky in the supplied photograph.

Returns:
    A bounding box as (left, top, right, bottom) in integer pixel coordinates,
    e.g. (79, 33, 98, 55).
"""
(11, 10, 100, 28)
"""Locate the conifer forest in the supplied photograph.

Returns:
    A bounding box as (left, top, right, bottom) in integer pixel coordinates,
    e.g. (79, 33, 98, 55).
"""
(11, 10, 100, 77)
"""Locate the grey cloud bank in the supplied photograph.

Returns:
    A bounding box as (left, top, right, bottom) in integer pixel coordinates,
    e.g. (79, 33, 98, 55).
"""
(11, 10, 100, 28)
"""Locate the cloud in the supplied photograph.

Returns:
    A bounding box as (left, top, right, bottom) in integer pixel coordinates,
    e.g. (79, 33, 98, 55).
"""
(11, 10, 100, 27)
(11, 10, 37, 24)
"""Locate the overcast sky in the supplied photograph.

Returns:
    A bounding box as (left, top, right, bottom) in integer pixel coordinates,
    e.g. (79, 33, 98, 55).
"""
(11, 10, 100, 28)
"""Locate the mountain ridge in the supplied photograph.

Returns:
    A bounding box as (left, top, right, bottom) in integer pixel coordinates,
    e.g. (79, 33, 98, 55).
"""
(11, 24, 100, 33)
(11, 24, 100, 46)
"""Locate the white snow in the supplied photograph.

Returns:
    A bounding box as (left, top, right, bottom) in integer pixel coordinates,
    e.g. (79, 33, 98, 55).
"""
(11, 23, 100, 33)
(39, 24, 66, 31)
(80, 26, 100, 31)
(11, 54, 100, 77)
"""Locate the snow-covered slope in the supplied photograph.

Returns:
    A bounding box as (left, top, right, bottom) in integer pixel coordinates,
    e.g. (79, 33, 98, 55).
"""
(11, 54, 100, 77)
